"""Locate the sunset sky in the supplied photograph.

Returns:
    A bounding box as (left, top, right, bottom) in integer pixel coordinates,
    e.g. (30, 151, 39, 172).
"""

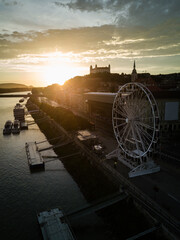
(0, 0, 180, 86)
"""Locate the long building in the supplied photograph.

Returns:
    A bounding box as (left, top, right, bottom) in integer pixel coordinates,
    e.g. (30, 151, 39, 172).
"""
(84, 90, 180, 134)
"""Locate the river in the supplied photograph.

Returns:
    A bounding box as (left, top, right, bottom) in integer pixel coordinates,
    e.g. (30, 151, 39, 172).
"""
(0, 93, 94, 239)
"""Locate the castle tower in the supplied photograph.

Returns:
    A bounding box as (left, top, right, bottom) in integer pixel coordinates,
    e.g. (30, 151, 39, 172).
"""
(90, 65, 92, 74)
(131, 60, 138, 82)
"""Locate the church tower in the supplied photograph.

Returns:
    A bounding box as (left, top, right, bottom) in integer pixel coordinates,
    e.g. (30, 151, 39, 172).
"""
(131, 60, 138, 82)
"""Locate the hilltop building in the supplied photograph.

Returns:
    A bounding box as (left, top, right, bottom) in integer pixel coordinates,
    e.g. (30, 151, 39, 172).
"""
(90, 64, 110, 74)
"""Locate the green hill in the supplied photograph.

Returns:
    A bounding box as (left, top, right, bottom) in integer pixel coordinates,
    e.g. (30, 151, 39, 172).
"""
(0, 83, 29, 89)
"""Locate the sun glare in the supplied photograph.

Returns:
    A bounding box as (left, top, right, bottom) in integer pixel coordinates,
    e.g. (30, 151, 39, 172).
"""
(42, 64, 79, 86)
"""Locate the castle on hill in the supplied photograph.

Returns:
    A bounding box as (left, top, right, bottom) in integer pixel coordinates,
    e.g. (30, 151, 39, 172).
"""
(90, 64, 110, 74)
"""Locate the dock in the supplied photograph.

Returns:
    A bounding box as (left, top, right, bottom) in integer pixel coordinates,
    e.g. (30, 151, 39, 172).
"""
(37, 208, 75, 240)
(25, 142, 44, 169)
(64, 192, 127, 220)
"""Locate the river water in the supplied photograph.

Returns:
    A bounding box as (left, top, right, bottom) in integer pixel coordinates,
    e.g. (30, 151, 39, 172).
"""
(0, 94, 91, 239)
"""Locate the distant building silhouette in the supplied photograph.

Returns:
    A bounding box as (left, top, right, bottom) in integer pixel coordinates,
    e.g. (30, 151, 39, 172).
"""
(90, 64, 110, 74)
(131, 61, 138, 82)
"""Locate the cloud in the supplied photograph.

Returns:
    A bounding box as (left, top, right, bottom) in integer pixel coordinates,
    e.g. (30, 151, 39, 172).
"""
(0, 20, 179, 62)
(54, 0, 105, 12)
(55, 0, 180, 28)
(1, 0, 20, 6)
(116, 0, 180, 27)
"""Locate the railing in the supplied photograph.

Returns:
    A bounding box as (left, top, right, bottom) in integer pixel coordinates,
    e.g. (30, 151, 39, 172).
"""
(102, 162, 180, 236)
(158, 151, 180, 163)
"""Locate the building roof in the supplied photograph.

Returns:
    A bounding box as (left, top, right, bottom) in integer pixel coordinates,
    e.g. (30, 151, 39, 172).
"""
(84, 92, 116, 104)
(84, 90, 180, 105)
(77, 130, 96, 141)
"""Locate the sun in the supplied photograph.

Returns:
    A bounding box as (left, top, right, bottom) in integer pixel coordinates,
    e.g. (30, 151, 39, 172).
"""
(42, 64, 78, 86)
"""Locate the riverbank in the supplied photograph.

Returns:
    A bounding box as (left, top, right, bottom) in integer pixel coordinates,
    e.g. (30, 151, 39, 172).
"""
(26, 98, 170, 239)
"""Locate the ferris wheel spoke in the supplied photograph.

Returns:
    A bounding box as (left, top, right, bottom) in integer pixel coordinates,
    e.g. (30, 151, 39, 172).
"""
(138, 101, 149, 113)
(114, 108, 127, 118)
(116, 123, 128, 139)
(131, 96, 144, 113)
(136, 121, 154, 131)
(113, 117, 126, 121)
(114, 122, 127, 129)
(137, 109, 151, 119)
(134, 123, 147, 153)
(123, 125, 133, 143)
(120, 122, 129, 135)
(138, 126, 153, 145)
(131, 125, 142, 157)
(120, 123, 130, 141)
(137, 123, 153, 138)
(137, 132, 151, 149)
(123, 102, 132, 116)
(138, 89, 146, 101)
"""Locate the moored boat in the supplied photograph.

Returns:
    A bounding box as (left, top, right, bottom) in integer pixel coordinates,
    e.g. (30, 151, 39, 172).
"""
(12, 120, 20, 134)
(19, 98, 24, 103)
(3, 120, 13, 135)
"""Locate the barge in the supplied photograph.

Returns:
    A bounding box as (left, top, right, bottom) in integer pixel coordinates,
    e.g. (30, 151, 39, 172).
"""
(37, 208, 75, 240)
(25, 142, 44, 170)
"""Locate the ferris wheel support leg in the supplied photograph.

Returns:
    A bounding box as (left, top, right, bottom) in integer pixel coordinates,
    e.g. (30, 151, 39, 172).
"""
(106, 148, 119, 159)
(106, 148, 135, 169)
(129, 161, 160, 178)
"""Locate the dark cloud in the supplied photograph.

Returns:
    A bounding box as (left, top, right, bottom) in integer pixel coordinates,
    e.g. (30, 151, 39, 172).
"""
(54, 2, 66, 7)
(116, 0, 180, 27)
(54, 0, 104, 12)
(55, 0, 180, 28)
(1, 0, 19, 6)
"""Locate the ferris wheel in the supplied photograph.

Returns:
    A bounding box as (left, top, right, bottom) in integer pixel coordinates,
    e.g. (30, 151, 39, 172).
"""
(113, 82, 159, 158)
(107, 82, 160, 177)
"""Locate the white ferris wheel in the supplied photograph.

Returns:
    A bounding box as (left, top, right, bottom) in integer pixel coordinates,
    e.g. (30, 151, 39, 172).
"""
(106, 82, 160, 177)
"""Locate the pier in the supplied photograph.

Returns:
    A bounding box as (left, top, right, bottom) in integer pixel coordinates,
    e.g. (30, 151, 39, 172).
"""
(25, 142, 44, 169)
(25, 140, 75, 170)
(64, 192, 127, 219)
(37, 193, 126, 240)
